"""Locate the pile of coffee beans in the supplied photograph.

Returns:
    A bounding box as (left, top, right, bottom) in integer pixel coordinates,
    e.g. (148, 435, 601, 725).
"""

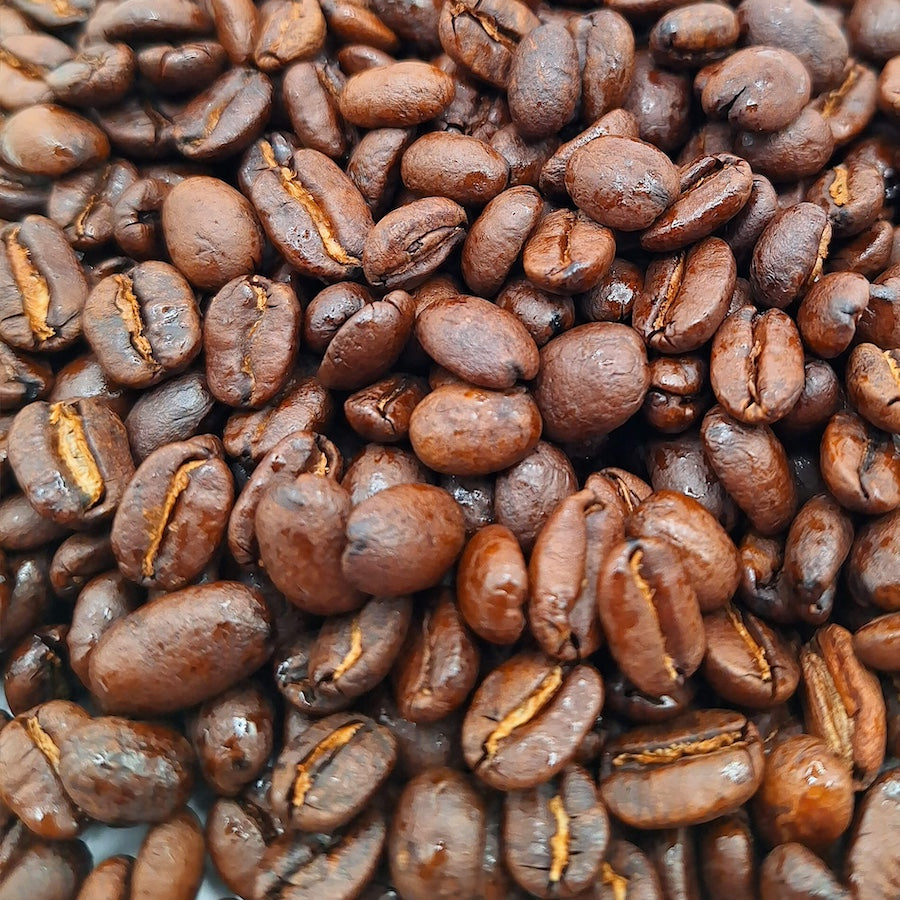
(1, 0, 899, 895)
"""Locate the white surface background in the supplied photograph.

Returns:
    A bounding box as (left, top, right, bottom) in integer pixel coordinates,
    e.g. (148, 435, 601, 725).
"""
(0, 685, 232, 898)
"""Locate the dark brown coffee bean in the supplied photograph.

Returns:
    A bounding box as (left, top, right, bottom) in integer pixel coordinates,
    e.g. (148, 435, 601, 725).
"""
(172, 66, 272, 162)
(438, 0, 539, 89)
(700, 47, 811, 132)
(223, 374, 334, 464)
(699, 814, 756, 900)
(754, 734, 853, 850)
(0, 104, 109, 177)
(0, 216, 88, 353)
(800, 624, 886, 789)
(347, 126, 416, 218)
(271, 713, 397, 832)
(566, 136, 679, 232)
(256, 473, 363, 616)
(3, 625, 71, 716)
(461, 186, 542, 297)
(702, 602, 800, 707)
(111, 435, 232, 591)
(393, 591, 479, 722)
(710, 306, 805, 425)
(204, 274, 300, 408)
(845, 769, 900, 900)
(523, 208, 616, 295)
(363, 196, 467, 291)
(48, 531, 114, 601)
(847, 508, 900, 611)
(389, 768, 485, 898)
(47, 160, 138, 251)
(701, 405, 798, 535)
(462, 652, 604, 790)
(642, 354, 710, 434)
(255, 806, 385, 900)
(846, 343, 900, 433)
(633, 237, 736, 353)
(344, 374, 428, 444)
(503, 765, 610, 899)
(58, 716, 194, 826)
(0, 551, 52, 653)
(821, 411, 900, 514)
(416, 294, 538, 390)
(131, 809, 205, 900)
(341, 444, 429, 506)
(496, 279, 575, 348)
(0, 343, 53, 411)
(625, 50, 692, 152)
(83, 262, 201, 389)
(318, 290, 416, 391)
(409, 383, 541, 476)
(0, 836, 91, 899)
(535, 323, 649, 445)
(457, 524, 527, 645)
(136, 39, 227, 94)
(854, 613, 900, 671)
(797, 271, 871, 358)
(8, 398, 134, 528)
(66, 571, 139, 689)
(282, 59, 354, 160)
(784, 493, 854, 623)
(163, 176, 263, 291)
(650, 3, 739, 69)
(0, 700, 89, 840)
(600, 710, 765, 829)
(88, 581, 271, 715)
(304, 281, 373, 354)
(598, 537, 705, 697)
(340, 60, 455, 126)
(253, 0, 325, 71)
(626, 490, 741, 613)
(342, 483, 465, 595)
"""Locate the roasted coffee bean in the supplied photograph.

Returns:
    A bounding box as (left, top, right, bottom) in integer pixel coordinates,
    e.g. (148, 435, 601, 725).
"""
(318, 290, 415, 391)
(702, 405, 798, 535)
(255, 806, 385, 900)
(344, 374, 427, 444)
(597, 537, 705, 697)
(528, 475, 624, 661)
(702, 602, 800, 708)
(457, 524, 527, 645)
(48, 531, 114, 600)
(0, 104, 109, 177)
(535, 323, 649, 445)
(8, 398, 134, 528)
(0, 836, 91, 899)
(58, 716, 194, 826)
(854, 613, 900, 671)
(751, 203, 832, 308)
(131, 809, 205, 900)
(700, 47, 811, 132)
(253, 0, 325, 71)
(409, 383, 541, 476)
(136, 39, 227, 94)
(523, 209, 616, 296)
(633, 238, 736, 354)
(699, 813, 756, 900)
(821, 411, 900, 514)
(256, 473, 364, 616)
(650, 3, 739, 69)
(347, 125, 416, 218)
(777, 357, 842, 436)
(340, 61, 454, 127)
(566, 136, 679, 232)
(845, 769, 900, 899)
(847, 508, 900, 611)
(797, 271, 871, 358)
(0, 215, 88, 353)
(363, 196, 467, 291)
(4, 625, 71, 715)
(417, 294, 538, 390)
(76, 855, 133, 900)
(0, 700, 89, 839)
(438, 0, 539, 89)
(846, 343, 900, 433)
(83, 261, 201, 389)
(389, 768, 485, 898)
(642, 355, 710, 434)
(600, 710, 765, 829)
(625, 50, 692, 152)
(111, 435, 232, 591)
(88, 581, 272, 715)
(393, 591, 479, 723)
(800, 624, 886, 789)
(271, 713, 397, 832)
(342, 444, 429, 506)
(462, 652, 604, 790)
(503, 765, 609, 899)
(204, 274, 300, 408)
(759, 841, 849, 899)
(710, 306, 805, 425)
(754, 734, 854, 850)
(0, 343, 52, 411)
(282, 59, 354, 160)
(784, 493, 854, 622)
(342, 483, 464, 595)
